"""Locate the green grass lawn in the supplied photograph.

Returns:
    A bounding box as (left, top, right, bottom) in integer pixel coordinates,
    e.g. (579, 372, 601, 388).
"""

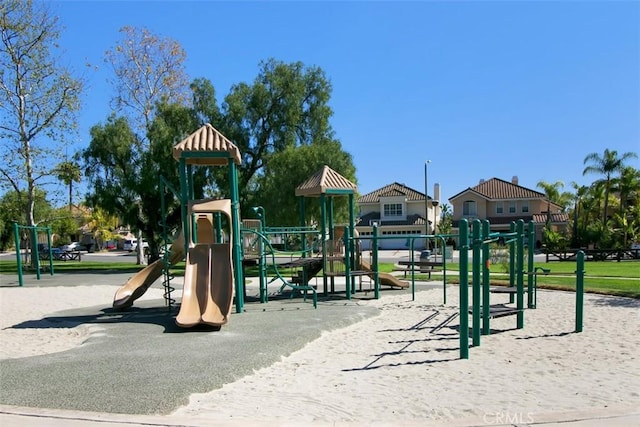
(377, 260, 640, 299)
(2, 258, 638, 298)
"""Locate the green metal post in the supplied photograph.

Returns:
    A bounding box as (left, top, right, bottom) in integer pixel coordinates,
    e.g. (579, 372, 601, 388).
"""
(215, 212, 223, 243)
(160, 178, 172, 307)
(482, 220, 490, 335)
(187, 164, 194, 199)
(343, 226, 352, 299)
(410, 237, 416, 301)
(298, 197, 307, 256)
(13, 223, 23, 287)
(459, 219, 469, 359)
(516, 220, 525, 329)
(329, 197, 334, 238)
(439, 235, 447, 304)
(527, 220, 535, 308)
(179, 158, 190, 256)
(228, 161, 244, 313)
(471, 219, 481, 347)
(509, 222, 516, 304)
(320, 194, 327, 296)
(348, 194, 357, 294)
(576, 250, 585, 333)
(373, 224, 379, 299)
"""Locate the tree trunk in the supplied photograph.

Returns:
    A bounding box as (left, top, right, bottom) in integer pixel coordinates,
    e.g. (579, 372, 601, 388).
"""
(136, 229, 147, 265)
(69, 181, 73, 211)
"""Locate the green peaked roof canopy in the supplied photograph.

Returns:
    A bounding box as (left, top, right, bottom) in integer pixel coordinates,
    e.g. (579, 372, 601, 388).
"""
(173, 123, 242, 166)
(295, 165, 357, 197)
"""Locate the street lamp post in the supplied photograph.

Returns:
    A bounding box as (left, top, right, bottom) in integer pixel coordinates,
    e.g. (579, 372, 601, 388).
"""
(424, 160, 431, 249)
(252, 206, 266, 230)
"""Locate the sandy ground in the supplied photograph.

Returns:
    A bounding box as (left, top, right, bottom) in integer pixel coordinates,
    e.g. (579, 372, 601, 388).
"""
(1, 282, 639, 425)
(0, 285, 165, 360)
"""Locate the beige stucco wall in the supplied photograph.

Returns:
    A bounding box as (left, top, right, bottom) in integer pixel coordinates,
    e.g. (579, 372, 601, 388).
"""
(451, 192, 487, 221)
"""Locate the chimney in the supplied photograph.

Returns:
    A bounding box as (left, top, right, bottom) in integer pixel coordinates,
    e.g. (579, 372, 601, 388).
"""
(512, 176, 519, 185)
(479, 179, 485, 184)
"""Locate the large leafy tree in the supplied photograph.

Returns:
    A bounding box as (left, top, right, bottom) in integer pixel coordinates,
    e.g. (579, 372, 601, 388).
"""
(0, 188, 53, 251)
(82, 115, 141, 231)
(82, 104, 208, 261)
(144, 99, 210, 243)
(583, 149, 638, 225)
(105, 25, 190, 134)
(257, 142, 357, 226)
(0, 0, 83, 231)
(84, 57, 355, 257)
(85, 26, 191, 264)
(216, 58, 353, 224)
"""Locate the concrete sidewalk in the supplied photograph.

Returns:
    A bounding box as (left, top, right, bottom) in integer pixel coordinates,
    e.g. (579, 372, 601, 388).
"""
(1, 403, 638, 426)
(1, 272, 638, 427)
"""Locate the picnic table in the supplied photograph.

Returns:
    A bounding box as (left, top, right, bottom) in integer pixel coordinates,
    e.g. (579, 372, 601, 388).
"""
(395, 260, 444, 279)
(40, 250, 82, 261)
(60, 250, 82, 261)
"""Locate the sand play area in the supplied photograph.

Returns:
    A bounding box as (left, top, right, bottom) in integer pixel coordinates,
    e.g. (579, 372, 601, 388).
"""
(0, 277, 639, 426)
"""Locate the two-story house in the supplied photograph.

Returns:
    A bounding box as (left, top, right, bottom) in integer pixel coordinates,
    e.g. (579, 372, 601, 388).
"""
(448, 176, 568, 248)
(356, 182, 441, 250)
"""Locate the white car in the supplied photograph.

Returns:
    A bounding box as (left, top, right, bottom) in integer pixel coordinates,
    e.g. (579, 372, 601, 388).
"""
(61, 242, 84, 252)
(124, 239, 149, 254)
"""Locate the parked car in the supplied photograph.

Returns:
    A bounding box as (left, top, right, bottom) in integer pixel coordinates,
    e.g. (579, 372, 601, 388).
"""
(61, 241, 85, 252)
(124, 239, 149, 254)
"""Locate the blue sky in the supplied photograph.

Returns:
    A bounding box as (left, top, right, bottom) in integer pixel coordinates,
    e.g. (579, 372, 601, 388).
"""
(53, 0, 639, 205)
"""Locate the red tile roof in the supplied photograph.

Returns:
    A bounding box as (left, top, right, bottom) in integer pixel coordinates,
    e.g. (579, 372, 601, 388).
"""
(449, 178, 545, 201)
(358, 182, 426, 204)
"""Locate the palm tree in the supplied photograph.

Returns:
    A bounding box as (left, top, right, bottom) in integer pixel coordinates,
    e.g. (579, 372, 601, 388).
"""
(570, 182, 589, 247)
(614, 166, 640, 215)
(583, 149, 638, 225)
(55, 160, 82, 211)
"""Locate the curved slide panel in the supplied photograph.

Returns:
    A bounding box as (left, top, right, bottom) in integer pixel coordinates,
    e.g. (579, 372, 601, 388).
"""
(359, 259, 409, 289)
(176, 243, 234, 328)
(113, 232, 185, 309)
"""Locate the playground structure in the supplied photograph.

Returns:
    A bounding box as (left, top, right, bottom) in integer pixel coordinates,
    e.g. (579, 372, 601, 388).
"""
(351, 217, 584, 359)
(112, 124, 243, 328)
(456, 218, 585, 359)
(108, 123, 584, 344)
(110, 124, 417, 325)
(12, 223, 55, 286)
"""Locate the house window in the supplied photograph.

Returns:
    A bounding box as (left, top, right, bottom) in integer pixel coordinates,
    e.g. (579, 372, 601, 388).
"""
(383, 203, 403, 217)
(463, 200, 477, 217)
(521, 201, 529, 213)
(496, 202, 503, 214)
(508, 202, 516, 214)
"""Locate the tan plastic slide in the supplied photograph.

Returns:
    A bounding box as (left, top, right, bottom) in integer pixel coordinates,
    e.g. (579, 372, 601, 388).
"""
(175, 243, 234, 327)
(175, 200, 235, 328)
(113, 231, 185, 309)
(359, 258, 409, 289)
